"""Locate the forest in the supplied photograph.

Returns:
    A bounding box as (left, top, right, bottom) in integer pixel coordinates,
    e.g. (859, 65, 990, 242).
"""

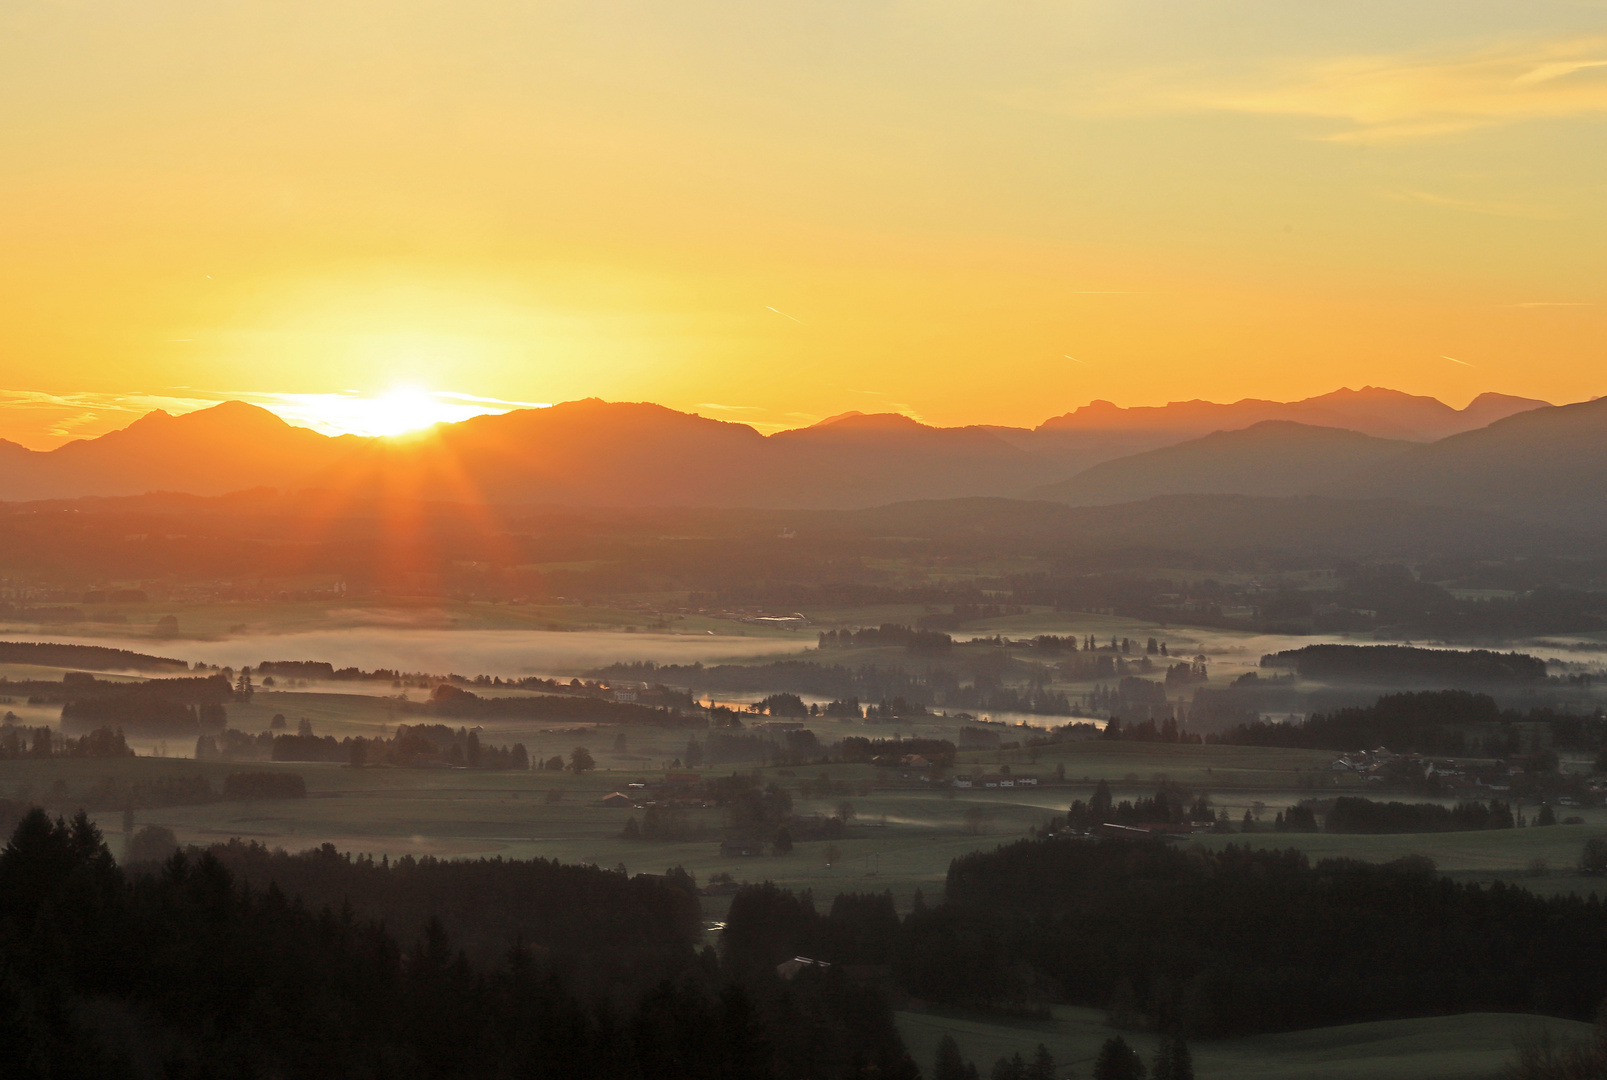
(0, 810, 919, 1080)
(720, 837, 1607, 1039)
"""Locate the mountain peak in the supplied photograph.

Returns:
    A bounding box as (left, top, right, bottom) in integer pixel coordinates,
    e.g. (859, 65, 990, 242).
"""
(809, 411, 929, 432)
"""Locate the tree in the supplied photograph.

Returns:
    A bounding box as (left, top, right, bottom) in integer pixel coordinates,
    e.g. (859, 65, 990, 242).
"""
(1091, 778, 1114, 822)
(990, 1051, 1026, 1080)
(963, 805, 989, 835)
(772, 826, 793, 855)
(1153, 1035, 1193, 1080)
(1093, 1036, 1146, 1080)
(127, 824, 179, 864)
(836, 800, 856, 824)
(1537, 803, 1556, 827)
(934, 1034, 970, 1080)
(570, 747, 595, 774)
(1029, 1044, 1055, 1080)
(1581, 837, 1607, 876)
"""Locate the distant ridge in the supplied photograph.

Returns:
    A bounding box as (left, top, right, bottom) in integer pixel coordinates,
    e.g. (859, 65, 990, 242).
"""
(1030, 421, 1415, 505)
(1038, 387, 1547, 442)
(0, 388, 1576, 513)
(0, 641, 190, 673)
(1333, 396, 1607, 530)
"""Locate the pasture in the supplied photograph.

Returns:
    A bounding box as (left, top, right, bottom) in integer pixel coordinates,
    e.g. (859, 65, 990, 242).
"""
(896, 1007, 1594, 1080)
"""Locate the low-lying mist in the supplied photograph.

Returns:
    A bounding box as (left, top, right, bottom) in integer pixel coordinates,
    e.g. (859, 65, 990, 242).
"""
(3, 628, 812, 679)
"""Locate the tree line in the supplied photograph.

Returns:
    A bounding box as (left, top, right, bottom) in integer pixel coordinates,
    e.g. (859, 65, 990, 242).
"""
(0, 810, 920, 1079)
(718, 837, 1607, 1040)
(1261, 644, 1548, 685)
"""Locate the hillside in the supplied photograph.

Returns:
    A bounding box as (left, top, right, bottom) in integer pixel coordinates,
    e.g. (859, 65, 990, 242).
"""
(0, 389, 1573, 512)
(1030, 422, 1414, 505)
(1038, 388, 1546, 442)
(1334, 396, 1607, 530)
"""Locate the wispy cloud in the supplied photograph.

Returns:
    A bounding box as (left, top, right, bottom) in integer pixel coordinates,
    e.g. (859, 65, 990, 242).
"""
(1506, 301, 1597, 307)
(1383, 188, 1560, 218)
(1012, 35, 1607, 144)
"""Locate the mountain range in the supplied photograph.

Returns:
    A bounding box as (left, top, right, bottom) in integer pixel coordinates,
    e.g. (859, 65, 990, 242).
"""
(1, 387, 1602, 528)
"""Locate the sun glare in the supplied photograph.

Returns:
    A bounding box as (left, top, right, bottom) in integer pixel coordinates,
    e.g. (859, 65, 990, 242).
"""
(371, 386, 445, 437)
(248, 387, 549, 439)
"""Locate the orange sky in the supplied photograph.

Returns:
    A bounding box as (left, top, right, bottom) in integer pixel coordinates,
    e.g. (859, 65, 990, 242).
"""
(2, 1, 1604, 449)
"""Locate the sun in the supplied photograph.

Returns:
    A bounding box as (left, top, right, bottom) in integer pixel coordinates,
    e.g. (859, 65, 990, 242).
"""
(248, 386, 548, 438)
(370, 385, 446, 437)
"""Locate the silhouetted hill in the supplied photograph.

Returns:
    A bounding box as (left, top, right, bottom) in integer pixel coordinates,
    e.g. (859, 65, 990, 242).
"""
(0, 398, 1057, 508)
(1030, 422, 1414, 505)
(1335, 396, 1607, 529)
(819, 495, 1587, 562)
(1038, 386, 1546, 442)
(766, 413, 1045, 505)
(0, 389, 1571, 512)
(0, 401, 350, 501)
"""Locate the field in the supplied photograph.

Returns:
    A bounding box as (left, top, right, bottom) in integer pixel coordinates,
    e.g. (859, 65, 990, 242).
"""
(6, 605, 1607, 1079)
(8, 726, 1607, 920)
(897, 1007, 1594, 1080)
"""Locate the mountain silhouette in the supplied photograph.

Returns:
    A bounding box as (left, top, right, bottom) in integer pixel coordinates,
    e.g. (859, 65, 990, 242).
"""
(1333, 396, 1607, 529)
(1030, 421, 1415, 505)
(0, 389, 1581, 513)
(1038, 387, 1546, 442)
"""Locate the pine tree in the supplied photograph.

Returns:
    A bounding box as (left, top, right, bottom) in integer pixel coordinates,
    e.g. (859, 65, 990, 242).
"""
(1153, 1035, 1193, 1080)
(990, 1051, 1026, 1080)
(1093, 1035, 1145, 1080)
(934, 1034, 970, 1080)
(1091, 778, 1114, 823)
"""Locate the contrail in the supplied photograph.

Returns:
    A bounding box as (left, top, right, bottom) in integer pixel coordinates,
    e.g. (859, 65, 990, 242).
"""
(1442, 355, 1473, 366)
(1063, 355, 1085, 364)
(765, 306, 803, 324)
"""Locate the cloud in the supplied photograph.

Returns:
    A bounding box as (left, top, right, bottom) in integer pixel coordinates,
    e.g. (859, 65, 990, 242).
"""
(1013, 35, 1607, 143)
(1383, 188, 1560, 218)
(1507, 301, 1596, 308)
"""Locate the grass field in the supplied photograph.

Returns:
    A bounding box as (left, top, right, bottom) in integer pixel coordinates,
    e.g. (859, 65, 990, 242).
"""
(5, 613, 1607, 1079)
(896, 1006, 1594, 1080)
(7, 725, 1607, 920)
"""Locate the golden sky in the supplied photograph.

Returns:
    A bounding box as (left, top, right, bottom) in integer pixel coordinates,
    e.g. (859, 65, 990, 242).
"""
(2, 1, 1604, 448)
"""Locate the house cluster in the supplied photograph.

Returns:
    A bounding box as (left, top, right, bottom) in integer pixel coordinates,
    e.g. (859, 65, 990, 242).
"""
(1330, 746, 1582, 798)
(598, 771, 711, 810)
(1329, 747, 1399, 782)
(871, 752, 934, 770)
(951, 773, 1039, 790)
